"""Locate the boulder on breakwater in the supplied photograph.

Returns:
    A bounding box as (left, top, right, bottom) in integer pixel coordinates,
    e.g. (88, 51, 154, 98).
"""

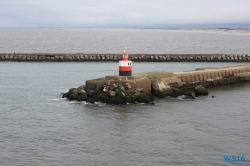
(62, 82, 209, 104)
(62, 77, 210, 104)
(194, 85, 209, 96)
(62, 83, 154, 105)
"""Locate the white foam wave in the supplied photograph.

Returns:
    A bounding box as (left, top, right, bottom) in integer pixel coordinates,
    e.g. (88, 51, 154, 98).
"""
(70, 101, 81, 104)
(48, 98, 66, 101)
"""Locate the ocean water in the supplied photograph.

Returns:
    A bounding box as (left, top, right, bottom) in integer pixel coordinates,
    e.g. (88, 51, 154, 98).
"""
(0, 29, 250, 166)
(0, 28, 250, 54)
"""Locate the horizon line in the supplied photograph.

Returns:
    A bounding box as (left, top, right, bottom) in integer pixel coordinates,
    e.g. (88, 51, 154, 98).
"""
(1, 23, 250, 29)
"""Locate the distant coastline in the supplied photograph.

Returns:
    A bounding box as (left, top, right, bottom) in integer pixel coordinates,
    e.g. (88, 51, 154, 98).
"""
(159, 28, 250, 34)
(121, 28, 250, 34)
(1, 27, 250, 35)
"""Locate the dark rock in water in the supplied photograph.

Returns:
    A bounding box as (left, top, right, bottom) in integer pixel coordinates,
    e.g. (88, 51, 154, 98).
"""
(86, 98, 96, 104)
(78, 93, 88, 101)
(62, 93, 68, 98)
(69, 93, 78, 100)
(194, 85, 208, 96)
(147, 102, 155, 105)
(136, 93, 147, 102)
(105, 96, 127, 105)
(65, 83, 155, 105)
(130, 91, 140, 101)
(137, 93, 154, 103)
(97, 92, 108, 102)
(92, 94, 98, 99)
(160, 88, 174, 97)
(169, 93, 178, 98)
(87, 91, 96, 97)
(172, 88, 186, 96)
(68, 88, 78, 100)
(125, 95, 135, 103)
(182, 93, 195, 99)
(184, 92, 193, 96)
(182, 95, 195, 99)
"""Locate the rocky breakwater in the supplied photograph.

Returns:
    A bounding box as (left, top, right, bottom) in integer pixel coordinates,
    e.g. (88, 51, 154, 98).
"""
(62, 75, 154, 105)
(62, 65, 250, 104)
(62, 72, 210, 104)
(1, 53, 250, 62)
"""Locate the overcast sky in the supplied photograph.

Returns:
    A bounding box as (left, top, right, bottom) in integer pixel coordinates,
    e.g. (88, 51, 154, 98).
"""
(0, 0, 250, 28)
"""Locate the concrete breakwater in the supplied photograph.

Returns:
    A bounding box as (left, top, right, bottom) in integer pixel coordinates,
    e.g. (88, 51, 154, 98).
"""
(63, 64, 250, 104)
(1, 53, 250, 62)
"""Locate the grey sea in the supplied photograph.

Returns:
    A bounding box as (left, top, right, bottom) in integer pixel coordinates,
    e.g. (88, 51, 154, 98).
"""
(0, 28, 250, 166)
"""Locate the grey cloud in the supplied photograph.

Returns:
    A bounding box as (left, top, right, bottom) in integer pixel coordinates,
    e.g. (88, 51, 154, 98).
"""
(0, 0, 250, 27)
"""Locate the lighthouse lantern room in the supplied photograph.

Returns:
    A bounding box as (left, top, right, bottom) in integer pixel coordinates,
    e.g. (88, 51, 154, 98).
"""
(119, 49, 132, 76)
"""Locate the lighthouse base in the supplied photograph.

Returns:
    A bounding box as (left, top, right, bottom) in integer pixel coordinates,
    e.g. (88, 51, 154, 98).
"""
(119, 71, 132, 76)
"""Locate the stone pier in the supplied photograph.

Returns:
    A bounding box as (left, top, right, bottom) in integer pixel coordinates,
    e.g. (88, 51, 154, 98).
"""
(85, 65, 250, 92)
(63, 64, 250, 104)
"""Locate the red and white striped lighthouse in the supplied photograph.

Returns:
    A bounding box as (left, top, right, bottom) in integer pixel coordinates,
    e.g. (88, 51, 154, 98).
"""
(119, 49, 132, 76)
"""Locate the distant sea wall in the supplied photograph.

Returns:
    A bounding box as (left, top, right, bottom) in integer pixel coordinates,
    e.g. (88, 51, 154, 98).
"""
(0, 53, 250, 62)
